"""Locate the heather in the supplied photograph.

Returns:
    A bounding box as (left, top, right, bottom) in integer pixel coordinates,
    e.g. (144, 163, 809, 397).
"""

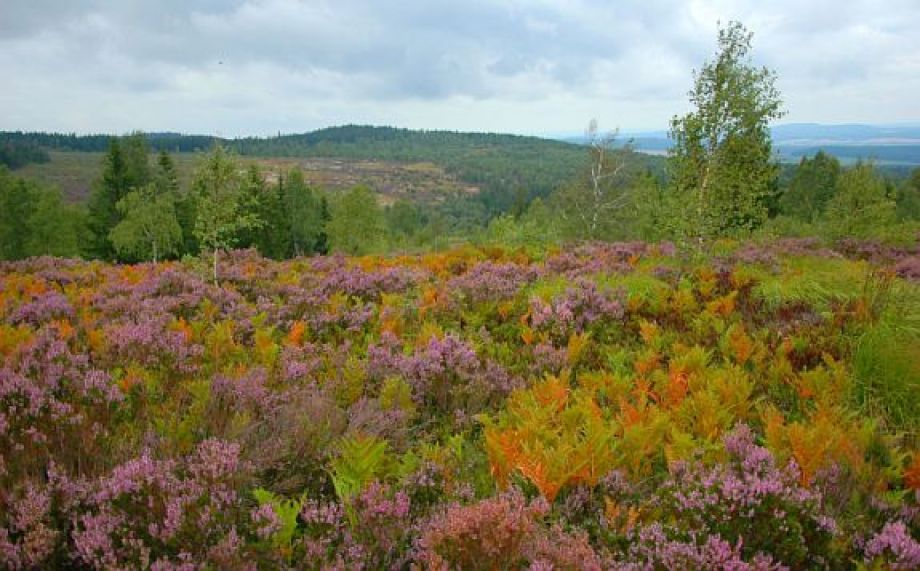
(1, 239, 919, 569)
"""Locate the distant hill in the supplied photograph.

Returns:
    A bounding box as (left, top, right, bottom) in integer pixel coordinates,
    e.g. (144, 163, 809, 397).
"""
(0, 126, 665, 212)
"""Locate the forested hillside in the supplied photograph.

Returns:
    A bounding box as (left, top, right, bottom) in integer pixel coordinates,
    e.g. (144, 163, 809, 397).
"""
(3, 126, 668, 214)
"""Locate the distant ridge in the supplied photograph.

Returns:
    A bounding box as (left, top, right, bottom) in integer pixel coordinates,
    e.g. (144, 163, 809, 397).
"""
(555, 123, 920, 165)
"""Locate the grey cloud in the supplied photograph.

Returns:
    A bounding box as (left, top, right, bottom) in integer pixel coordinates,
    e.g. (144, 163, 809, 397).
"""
(0, 0, 917, 135)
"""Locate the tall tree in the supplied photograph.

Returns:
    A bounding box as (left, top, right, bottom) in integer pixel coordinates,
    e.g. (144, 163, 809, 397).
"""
(822, 162, 897, 240)
(284, 169, 323, 256)
(668, 21, 785, 241)
(109, 185, 183, 263)
(314, 195, 331, 255)
(327, 186, 383, 256)
(86, 133, 152, 259)
(1, 168, 83, 260)
(896, 167, 920, 221)
(630, 169, 677, 241)
(121, 132, 151, 188)
(0, 168, 34, 260)
(235, 164, 268, 251)
(779, 151, 841, 222)
(553, 121, 638, 241)
(192, 145, 262, 282)
(154, 150, 180, 197)
(385, 199, 424, 241)
(26, 187, 83, 258)
(250, 171, 291, 259)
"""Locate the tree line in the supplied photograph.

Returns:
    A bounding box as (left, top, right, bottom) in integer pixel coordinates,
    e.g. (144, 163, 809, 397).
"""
(0, 133, 465, 278)
(2, 22, 919, 266)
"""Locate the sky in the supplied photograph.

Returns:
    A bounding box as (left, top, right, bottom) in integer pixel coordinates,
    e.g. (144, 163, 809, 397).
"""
(1, 0, 919, 137)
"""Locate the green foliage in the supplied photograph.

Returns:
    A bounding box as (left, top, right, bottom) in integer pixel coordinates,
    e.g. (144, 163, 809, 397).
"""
(630, 169, 679, 241)
(479, 197, 561, 250)
(24, 185, 84, 258)
(668, 21, 784, 241)
(779, 151, 841, 222)
(109, 185, 183, 262)
(284, 169, 324, 256)
(0, 140, 50, 169)
(551, 122, 640, 241)
(0, 167, 83, 260)
(154, 150, 180, 197)
(852, 323, 920, 433)
(192, 145, 263, 280)
(0, 168, 33, 260)
(330, 434, 389, 504)
(822, 162, 897, 240)
(850, 274, 920, 432)
(327, 185, 384, 255)
(385, 199, 425, 245)
(896, 167, 920, 221)
(753, 256, 869, 311)
(86, 133, 152, 259)
(252, 488, 307, 557)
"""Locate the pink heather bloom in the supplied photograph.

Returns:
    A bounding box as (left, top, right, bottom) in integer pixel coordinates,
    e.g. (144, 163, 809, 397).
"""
(863, 522, 920, 570)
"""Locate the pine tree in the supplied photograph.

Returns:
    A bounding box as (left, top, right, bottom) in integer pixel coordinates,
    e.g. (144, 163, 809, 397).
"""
(822, 162, 897, 239)
(284, 169, 323, 256)
(86, 134, 152, 259)
(779, 151, 840, 222)
(154, 150, 180, 197)
(314, 195, 331, 255)
(0, 168, 34, 260)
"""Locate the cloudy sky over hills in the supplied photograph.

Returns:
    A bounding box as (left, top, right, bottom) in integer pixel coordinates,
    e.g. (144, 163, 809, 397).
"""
(2, 0, 918, 136)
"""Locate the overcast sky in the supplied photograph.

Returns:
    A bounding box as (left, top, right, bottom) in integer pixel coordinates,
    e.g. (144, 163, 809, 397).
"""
(2, 0, 918, 137)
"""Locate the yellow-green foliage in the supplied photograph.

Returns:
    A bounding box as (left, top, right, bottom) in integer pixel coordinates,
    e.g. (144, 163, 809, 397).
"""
(252, 488, 307, 559)
(330, 434, 389, 504)
(754, 256, 869, 311)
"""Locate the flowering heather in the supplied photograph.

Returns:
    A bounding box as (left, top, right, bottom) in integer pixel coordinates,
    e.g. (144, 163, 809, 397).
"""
(894, 255, 920, 281)
(317, 264, 429, 300)
(0, 240, 918, 567)
(446, 261, 537, 304)
(528, 279, 624, 335)
(0, 484, 59, 570)
(633, 425, 839, 567)
(862, 521, 920, 570)
(101, 314, 203, 373)
(367, 331, 520, 424)
(0, 331, 122, 486)
(298, 481, 413, 569)
(614, 524, 785, 571)
(72, 439, 252, 569)
(835, 237, 917, 264)
(543, 241, 657, 278)
(9, 291, 73, 326)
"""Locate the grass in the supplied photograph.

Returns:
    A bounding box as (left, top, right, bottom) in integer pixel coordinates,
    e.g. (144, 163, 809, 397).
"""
(752, 255, 870, 312)
(850, 277, 920, 435)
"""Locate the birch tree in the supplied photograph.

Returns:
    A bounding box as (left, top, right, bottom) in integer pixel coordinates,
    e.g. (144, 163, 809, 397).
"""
(109, 185, 182, 263)
(555, 120, 638, 241)
(192, 145, 261, 282)
(668, 21, 784, 241)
